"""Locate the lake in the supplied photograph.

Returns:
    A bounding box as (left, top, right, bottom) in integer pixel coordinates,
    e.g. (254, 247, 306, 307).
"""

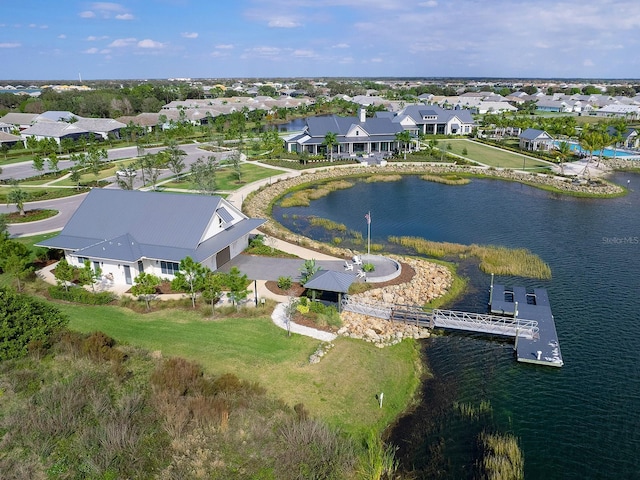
(273, 172, 640, 479)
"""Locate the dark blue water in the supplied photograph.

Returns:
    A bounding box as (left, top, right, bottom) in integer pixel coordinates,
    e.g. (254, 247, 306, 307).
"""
(274, 173, 640, 479)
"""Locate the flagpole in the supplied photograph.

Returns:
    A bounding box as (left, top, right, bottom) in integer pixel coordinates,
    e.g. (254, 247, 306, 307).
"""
(367, 211, 371, 256)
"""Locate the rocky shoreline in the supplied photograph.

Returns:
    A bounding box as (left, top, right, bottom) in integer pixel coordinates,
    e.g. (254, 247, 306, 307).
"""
(337, 256, 453, 347)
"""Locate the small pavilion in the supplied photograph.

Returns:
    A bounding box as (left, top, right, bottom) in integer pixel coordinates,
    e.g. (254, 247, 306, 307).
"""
(303, 270, 356, 310)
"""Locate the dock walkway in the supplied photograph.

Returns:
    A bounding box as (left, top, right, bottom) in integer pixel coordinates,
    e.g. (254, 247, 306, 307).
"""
(342, 283, 563, 367)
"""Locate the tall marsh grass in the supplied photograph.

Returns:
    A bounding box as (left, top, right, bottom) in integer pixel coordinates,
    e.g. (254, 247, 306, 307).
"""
(477, 432, 524, 480)
(280, 180, 354, 207)
(365, 174, 403, 183)
(309, 216, 348, 232)
(421, 174, 470, 185)
(389, 236, 551, 279)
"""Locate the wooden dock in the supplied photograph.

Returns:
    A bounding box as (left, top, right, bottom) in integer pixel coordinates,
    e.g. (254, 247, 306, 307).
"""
(490, 283, 563, 367)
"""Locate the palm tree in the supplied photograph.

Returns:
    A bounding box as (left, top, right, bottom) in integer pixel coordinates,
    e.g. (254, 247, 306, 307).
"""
(578, 130, 599, 178)
(610, 118, 628, 158)
(555, 141, 571, 175)
(7, 186, 29, 216)
(323, 132, 338, 161)
(395, 130, 412, 160)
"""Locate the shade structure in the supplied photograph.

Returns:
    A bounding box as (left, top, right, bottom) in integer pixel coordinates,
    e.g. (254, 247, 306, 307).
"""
(303, 269, 355, 293)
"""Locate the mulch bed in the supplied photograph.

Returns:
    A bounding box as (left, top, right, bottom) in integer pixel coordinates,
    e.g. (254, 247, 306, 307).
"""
(265, 281, 305, 297)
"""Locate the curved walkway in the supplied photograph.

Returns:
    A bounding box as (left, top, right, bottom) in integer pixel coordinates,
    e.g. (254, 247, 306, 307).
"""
(271, 303, 337, 341)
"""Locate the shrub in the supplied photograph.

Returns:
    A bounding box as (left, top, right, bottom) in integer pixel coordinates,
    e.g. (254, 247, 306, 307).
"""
(277, 276, 293, 290)
(48, 285, 115, 305)
(362, 262, 375, 272)
(0, 287, 68, 361)
(151, 357, 203, 396)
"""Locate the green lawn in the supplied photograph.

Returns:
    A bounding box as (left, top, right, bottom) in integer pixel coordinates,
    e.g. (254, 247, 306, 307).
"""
(441, 139, 551, 169)
(163, 163, 286, 191)
(60, 303, 420, 436)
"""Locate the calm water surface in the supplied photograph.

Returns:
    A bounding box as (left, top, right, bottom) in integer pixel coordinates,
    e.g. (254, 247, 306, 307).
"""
(274, 173, 640, 479)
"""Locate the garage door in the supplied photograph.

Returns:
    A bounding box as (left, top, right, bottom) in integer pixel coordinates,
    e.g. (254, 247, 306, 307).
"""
(216, 246, 231, 267)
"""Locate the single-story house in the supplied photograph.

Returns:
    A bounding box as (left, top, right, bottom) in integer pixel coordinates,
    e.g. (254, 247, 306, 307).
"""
(73, 118, 127, 140)
(519, 128, 554, 151)
(285, 109, 404, 157)
(0, 112, 39, 130)
(0, 131, 22, 148)
(20, 122, 90, 146)
(37, 189, 265, 287)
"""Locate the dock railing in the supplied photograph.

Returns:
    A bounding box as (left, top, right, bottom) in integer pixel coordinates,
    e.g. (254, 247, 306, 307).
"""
(432, 309, 539, 339)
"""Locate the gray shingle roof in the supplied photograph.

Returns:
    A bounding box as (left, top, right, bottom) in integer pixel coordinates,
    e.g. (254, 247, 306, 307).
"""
(21, 122, 89, 138)
(37, 189, 265, 263)
(302, 115, 403, 140)
(519, 128, 551, 140)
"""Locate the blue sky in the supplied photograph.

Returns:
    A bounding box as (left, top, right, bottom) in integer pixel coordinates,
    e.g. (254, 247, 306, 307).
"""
(2, 0, 640, 80)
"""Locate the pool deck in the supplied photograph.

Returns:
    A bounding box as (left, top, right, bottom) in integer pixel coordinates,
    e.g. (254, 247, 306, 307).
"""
(490, 284, 563, 367)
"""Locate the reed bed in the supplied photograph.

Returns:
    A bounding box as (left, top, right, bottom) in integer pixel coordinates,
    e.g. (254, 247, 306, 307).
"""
(280, 180, 354, 207)
(389, 236, 551, 279)
(420, 174, 470, 185)
(478, 432, 524, 480)
(309, 216, 348, 232)
(364, 174, 403, 183)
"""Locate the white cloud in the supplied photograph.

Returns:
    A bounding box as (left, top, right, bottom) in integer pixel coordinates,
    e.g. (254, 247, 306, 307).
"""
(292, 49, 316, 58)
(181, 32, 199, 38)
(82, 3, 133, 20)
(418, 0, 438, 6)
(583, 59, 595, 67)
(58, 34, 66, 39)
(108, 37, 136, 47)
(332, 43, 349, 49)
(137, 39, 164, 49)
(87, 35, 108, 41)
(248, 46, 281, 56)
(0, 42, 20, 48)
(216, 44, 234, 49)
(84, 47, 99, 54)
(267, 17, 301, 28)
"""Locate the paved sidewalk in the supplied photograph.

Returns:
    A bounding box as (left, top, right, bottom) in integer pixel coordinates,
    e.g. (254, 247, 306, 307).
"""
(271, 303, 337, 341)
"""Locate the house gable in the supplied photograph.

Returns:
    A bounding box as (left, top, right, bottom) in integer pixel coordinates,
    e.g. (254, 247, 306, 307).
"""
(345, 124, 369, 138)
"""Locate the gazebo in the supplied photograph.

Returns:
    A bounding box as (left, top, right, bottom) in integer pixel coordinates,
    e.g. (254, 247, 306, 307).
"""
(303, 269, 356, 310)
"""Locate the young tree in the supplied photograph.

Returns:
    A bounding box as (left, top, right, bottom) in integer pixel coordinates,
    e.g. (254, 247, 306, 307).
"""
(32, 153, 45, 173)
(164, 140, 187, 180)
(7, 185, 29, 216)
(131, 272, 161, 310)
(116, 164, 137, 190)
(299, 259, 320, 285)
(190, 155, 218, 195)
(3, 253, 33, 292)
(53, 258, 76, 292)
(228, 150, 242, 182)
(201, 270, 225, 316)
(78, 259, 102, 293)
(171, 256, 207, 308)
(223, 266, 249, 310)
(142, 152, 166, 190)
(46, 152, 59, 173)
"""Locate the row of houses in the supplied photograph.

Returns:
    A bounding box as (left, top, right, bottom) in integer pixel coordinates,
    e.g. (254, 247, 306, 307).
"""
(0, 111, 127, 147)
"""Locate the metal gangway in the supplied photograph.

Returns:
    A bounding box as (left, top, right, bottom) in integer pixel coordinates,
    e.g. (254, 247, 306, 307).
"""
(431, 309, 539, 339)
(342, 298, 539, 339)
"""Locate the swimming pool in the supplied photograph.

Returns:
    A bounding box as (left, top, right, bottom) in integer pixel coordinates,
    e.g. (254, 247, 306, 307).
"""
(553, 141, 637, 158)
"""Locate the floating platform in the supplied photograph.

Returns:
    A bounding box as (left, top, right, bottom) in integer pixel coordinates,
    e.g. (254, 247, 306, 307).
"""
(490, 283, 563, 367)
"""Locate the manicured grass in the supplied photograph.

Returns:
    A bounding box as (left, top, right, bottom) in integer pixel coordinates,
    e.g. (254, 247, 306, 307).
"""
(0, 185, 88, 202)
(163, 163, 286, 191)
(14, 231, 60, 248)
(442, 139, 551, 169)
(59, 302, 420, 436)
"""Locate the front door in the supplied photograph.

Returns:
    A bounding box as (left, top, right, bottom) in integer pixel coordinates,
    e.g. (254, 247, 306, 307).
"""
(124, 265, 132, 285)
